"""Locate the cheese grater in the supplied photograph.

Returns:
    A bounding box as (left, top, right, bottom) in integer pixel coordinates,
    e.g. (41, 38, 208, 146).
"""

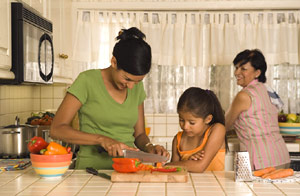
(234, 151, 253, 182)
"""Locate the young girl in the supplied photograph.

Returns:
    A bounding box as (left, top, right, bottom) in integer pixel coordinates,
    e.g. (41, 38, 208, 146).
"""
(167, 87, 226, 172)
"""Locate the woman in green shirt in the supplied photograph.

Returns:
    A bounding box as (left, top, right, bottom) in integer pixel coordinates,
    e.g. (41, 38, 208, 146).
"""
(50, 27, 170, 169)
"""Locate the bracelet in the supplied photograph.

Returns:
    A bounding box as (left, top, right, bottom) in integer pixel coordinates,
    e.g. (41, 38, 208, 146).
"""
(145, 142, 154, 148)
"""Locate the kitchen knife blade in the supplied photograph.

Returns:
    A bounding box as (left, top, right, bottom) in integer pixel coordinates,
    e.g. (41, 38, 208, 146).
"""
(86, 167, 111, 180)
(123, 149, 168, 163)
(97, 146, 168, 163)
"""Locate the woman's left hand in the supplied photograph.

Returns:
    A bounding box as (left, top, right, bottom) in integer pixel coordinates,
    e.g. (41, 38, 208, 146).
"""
(146, 144, 170, 160)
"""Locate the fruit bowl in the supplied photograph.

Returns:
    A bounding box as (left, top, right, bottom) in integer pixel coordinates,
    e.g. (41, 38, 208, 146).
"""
(279, 122, 300, 135)
(30, 153, 72, 178)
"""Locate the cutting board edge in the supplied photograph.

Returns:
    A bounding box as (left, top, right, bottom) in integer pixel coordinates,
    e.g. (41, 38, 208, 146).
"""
(111, 170, 188, 183)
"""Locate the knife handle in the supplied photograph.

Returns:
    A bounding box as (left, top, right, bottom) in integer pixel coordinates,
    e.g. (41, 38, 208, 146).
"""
(97, 146, 126, 155)
(97, 146, 107, 153)
(86, 167, 99, 175)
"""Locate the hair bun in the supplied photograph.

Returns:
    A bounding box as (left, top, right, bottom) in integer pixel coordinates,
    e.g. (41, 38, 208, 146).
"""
(116, 27, 146, 41)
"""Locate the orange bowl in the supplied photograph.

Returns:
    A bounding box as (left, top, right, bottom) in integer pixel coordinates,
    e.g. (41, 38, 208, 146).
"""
(30, 153, 72, 178)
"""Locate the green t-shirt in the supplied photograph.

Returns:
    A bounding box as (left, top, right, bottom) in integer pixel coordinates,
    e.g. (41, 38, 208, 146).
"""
(67, 69, 146, 169)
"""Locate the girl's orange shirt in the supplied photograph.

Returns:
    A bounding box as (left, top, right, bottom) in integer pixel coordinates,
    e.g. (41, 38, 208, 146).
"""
(176, 125, 225, 171)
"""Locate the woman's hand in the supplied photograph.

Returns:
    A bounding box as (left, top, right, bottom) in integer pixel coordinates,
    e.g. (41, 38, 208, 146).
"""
(146, 144, 170, 160)
(189, 150, 205, 161)
(100, 136, 138, 157)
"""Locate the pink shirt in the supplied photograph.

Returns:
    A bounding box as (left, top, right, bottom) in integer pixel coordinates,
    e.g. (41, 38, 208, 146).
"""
(233, 80, 290, 170)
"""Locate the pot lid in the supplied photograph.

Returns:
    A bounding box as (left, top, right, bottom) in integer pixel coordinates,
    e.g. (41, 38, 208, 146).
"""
(2, 116, 35, 128)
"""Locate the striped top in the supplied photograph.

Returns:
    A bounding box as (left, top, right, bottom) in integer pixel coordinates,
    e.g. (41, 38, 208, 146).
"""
(233, 79, 290, 170)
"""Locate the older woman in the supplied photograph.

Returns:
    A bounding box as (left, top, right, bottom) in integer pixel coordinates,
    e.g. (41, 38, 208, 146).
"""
(225, 49, 290, 170)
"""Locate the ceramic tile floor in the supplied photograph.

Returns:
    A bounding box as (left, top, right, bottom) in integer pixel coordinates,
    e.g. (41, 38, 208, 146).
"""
(0, 168, 300, 196)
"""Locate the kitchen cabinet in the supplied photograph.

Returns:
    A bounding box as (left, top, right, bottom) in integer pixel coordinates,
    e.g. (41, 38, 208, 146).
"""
(22, 0, 43, 14)
(0, 0, 14, 80)
(50, 0, 73, 84)
(21, 0, 51, 19)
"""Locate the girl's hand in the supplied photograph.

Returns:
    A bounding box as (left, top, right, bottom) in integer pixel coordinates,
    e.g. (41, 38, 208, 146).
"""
(189, 150, 205, 161)
(146, 144, 170, 160)
(100, 137, 138, 157)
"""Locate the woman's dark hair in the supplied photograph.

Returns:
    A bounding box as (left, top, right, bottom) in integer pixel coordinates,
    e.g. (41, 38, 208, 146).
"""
(177, 87, 225, 126)
(112, 27, 152, 76)
(233, 49, 267, 83)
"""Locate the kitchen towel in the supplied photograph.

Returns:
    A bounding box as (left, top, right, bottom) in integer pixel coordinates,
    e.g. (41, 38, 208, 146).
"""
(0, 159, 31, 171)
(265, 84, 284, 110)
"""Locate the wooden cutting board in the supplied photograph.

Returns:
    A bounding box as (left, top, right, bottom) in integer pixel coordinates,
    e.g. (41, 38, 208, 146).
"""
(111, 168, 188, 183)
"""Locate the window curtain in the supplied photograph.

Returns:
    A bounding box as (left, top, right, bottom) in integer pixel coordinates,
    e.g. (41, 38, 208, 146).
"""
(73, 10, 300, 113)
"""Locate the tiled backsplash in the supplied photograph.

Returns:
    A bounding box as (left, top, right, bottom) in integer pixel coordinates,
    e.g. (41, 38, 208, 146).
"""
(145, 113, 180, 138)
(0, 84, 180, 139)
(0, 84, 68, 126)
(145, 113, 180, 154)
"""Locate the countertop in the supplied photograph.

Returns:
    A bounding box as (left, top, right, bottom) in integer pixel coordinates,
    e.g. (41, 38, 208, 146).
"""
(1, 167, 300, 196)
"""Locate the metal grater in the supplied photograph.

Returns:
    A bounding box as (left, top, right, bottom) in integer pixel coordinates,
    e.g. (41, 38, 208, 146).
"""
(234, 151, 253, 182)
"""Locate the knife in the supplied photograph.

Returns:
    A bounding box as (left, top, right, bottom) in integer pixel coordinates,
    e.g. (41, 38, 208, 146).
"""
(97, 146, 168, 163)
(86, 167, 111, 180)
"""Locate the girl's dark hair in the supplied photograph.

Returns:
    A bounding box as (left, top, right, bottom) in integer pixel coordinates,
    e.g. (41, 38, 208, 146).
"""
(177, 87, 225, 125)
(112, 27, 152, 75)
(233, 49, 267, 83)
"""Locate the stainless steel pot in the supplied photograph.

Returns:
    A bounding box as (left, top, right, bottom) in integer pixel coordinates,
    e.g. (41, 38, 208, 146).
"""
(0, 116, 38, 158)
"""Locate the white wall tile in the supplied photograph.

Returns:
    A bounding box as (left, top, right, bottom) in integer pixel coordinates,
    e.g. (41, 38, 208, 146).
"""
(15, 86, 21, 98)
(53, 85, 67, 99)
(167, 115, 178, 124)
(41, 85, 53, 98)
(9, 86, 16, 98)
(153, 124, 167, 136)
(0, 100, 4, 115)
(1, 99, 9, 114)
(145, 114, 153, 124)
(24, 99, 32, 112)
(167, 124, 180, 137)
(154, 115, 166, 124)
(33, 98, 41, 111)
(0, 85, 4, 99)
(32, 86, 41, 98)
(53, 98, 63, 110)
(16, 99, 22, 113)
(41, 98, 53, 111)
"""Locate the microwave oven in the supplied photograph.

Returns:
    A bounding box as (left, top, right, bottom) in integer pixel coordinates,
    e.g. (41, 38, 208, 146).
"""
(0, 2, 54, 84)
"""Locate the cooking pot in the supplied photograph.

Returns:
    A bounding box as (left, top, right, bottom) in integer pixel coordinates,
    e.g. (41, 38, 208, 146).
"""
(0, 116, 38, 158)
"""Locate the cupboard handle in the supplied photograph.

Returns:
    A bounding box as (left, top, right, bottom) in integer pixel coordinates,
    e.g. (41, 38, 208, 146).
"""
(59, 54, 68, 59)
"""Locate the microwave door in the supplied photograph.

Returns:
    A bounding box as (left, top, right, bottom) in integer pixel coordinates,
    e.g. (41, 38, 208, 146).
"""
(39, 33, 54, 83)
(23, 22, 45, 83)
(44, 33, 54, 82)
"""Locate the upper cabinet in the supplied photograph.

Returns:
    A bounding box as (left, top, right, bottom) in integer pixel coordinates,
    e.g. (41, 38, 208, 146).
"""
(0, 0, 14, 79)
(50, 0, 73, 84)
(22, 0, 43, 14)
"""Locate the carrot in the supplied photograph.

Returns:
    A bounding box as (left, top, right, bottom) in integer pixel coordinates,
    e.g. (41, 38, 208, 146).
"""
(263, 169, 294, 179)
(253, 167, 276, 177)
(261, 169, 284, 178)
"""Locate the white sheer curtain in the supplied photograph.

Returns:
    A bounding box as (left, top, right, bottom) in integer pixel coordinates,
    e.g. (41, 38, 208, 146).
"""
(73, 10, 300, 113)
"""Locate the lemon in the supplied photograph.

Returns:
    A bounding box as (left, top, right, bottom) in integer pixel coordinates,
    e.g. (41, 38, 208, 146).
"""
(287, 113, 297, 122)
